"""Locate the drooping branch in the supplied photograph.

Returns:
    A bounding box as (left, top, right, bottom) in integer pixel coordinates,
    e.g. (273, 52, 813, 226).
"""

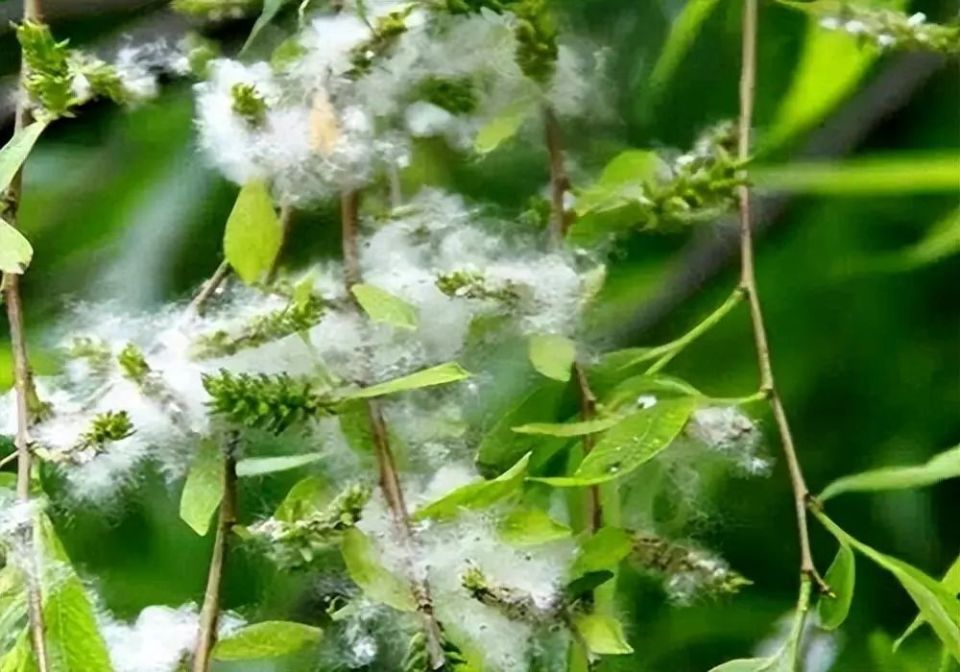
(737, 0, 825, 593)
(192, 437, 238, 672)
(1, 1, 50, 669)
(340, 189, 448, 670)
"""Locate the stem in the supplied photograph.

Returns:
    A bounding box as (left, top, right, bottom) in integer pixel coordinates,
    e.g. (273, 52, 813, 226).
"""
(1, 1, 50, 669)
(543, 105, 571, 243)
(266, 204, 295, 283)
(785, 575, 812, 670)
(192, 440, 238, 672)
(189, 261, 231, 316)
(737, 0, 825, 592)
(340, 189, 447, 669)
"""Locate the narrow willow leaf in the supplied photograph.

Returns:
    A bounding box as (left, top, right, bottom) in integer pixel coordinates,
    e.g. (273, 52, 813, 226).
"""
(348, 362, 471, 399)
(224, 180, 283, 284)
(414, 454, 530, 521)
(179, 440, 225, 536)
(213, 620, 322, 661)
(816, 510, 960, 660)
(536, 397, 697, 486)
(818, 543, 856, 630)
(242, 0, 288, 53)
(708, 659, 776, 672)
(896, 553, 960, 650)
(752, 154, 960, 195)
(351, 283, 418, 330)
(39, 516, 113, 672)
(236, 453, 322, 478)
(0, 221, 33, 275)
(275, 475, 330, 522)
(512, 416, 622, 437)
(565, 571, 615, 601)
(572, 527, 633, 577)
(648, 0, 722, 94)
(603, 374, 701, 412)
(574, 150, 662, 216)
(0, 121, 47, 192)
(474, 99, 535, 154)
(0, 631, 33, 672)
(0, 567, 26, 651)
(571, 613, 633, 655)
(340, 528, 416, 612)
(820, 445, 960, 500)
(528, 334, 576, 382)
(498, 506, 571, 546)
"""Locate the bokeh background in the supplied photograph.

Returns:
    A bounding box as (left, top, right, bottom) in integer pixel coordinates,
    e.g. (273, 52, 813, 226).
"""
(1, 0, 958, 670)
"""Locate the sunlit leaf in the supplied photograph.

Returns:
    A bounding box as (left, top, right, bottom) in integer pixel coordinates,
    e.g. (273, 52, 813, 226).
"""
(572, 527, 633, 578)
(213, 620, 322, 660)
(179, 440, 225, 536)
(536, 398, 697, 486)
(574, 150, 662, 216)
(571, 613, 633, 655)
(224, 180, 283, 284)
(414, 454, 530, 521)
(818, 543, 855, 630)
(236, 453, 322, 478)
(275, 475, 330, 522)
(512, 416, 622, 437)
(708, 659, 776, 672)
(474, 99, 536, 154)
(340, 528, 416, 612)
(498, 506, 571, 546)
(351, 283, 418, 330)
(753, 154, 960, 195)
(820, 445, 960, 500)
(0, 221, 33, 275)
(648, 0, 722, 94)
(528, 334, 576, 382)
(242, 0, 288, 53)
(0, 121, 47, 193)
(348, 362, 471, 399)
(896, 553, 960, 650)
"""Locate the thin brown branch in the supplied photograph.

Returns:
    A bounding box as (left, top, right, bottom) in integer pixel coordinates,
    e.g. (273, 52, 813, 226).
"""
(543, 105, 572, 242)
(1, 0, 50, 668)
(189, 261, 231, 316)
(192, 440, 238, 672)
(266, 204, 296, 283)
(737, 0, 825, 593)
(573, 362, 602, 532)
(340, 189, 447, 669)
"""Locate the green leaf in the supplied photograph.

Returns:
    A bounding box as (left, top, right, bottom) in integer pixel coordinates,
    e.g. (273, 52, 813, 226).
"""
(0, 121, 47, 193)
(348, 362, 471, 399)
(896, 553, 960, 650)
(179, 440, 225, 536)
(38, 517, 113, 672)
(275, 475, 330, 522)
(528, 334, 576, 382)
(414, 454, 530, 521)
(340, 528, 416, 612)
(351, 283, 418, 330)
(498, 506, 571, 546)
(236, 453, 322, 478)
(574, 150, 662, 216)
(818, 543, 855, 630)
(512, 416, 622, 437)
(815, 510, 960, 660)
(242, 0, 288, 53)
(752, 154, 960, 195)
(820, 445, 960, 500)
(572, 527, 633, 578)
(224, 180, 283, 284)
(536, 397, 697, 487)
(708, 659, 776, 672)
(0, 220, 33, 275)
(571, 613, 633, 655)
(648, 0, 722, 94)
(213, 620, 322, 661)
(564, 571, 615, 601)
(474, 99, 535, 154)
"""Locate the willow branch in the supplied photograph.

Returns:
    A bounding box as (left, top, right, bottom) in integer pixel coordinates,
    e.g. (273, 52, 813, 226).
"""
(192, 439, 238, 672)
(0, 1, 50, 669)
(738, 0, 824, 592)
(340, 189, 447, 669)
(188, 260, 230, 316)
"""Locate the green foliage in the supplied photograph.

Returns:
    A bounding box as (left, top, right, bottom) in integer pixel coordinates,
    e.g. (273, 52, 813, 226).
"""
(461, 566, 556, 623)
(117, 343, 150, 384)
(223, 180, 283, 285)
(352, 283, 419, 330)
(79, 410, 134, 447)
(630, 533, 752, 599)
(0, 222, 33, 276)
(350, 7, 414, 76)
(527, 334, 576, 382)
(402, 629, 468, 672)
(435, 270, 520, 304)
(212, 620, 323, 661)
(203, 370, 337, 433)
(416, 76, 478, 116)
(511, 0, 559, 83)
(243, 0, 290, 53)
(231, 83, 268, 126)
(414, 453, 530, 520)
(512, 416, 621, 437)
(647, 0, 722, 96)
(235, 453, 322, 477)
(571, 527, 632, 578)
(348, 362, 471, 399)
(171, 0, 260, 18)
(473, 99, 537, 154)
(498, 506, 571, 545)
(0, 121, 47, 195)
(340, 528, 416, 612)
(571, 612, 634, 655)
(179, 439, 225, 536)
(818, 542, 856, 630)
(820, 444, 960, 500)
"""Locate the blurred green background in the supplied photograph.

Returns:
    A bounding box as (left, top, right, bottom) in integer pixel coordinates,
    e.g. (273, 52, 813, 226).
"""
(1, 0, 958, 670)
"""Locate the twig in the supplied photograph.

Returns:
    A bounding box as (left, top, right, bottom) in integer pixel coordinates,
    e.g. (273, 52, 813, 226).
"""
(340, 189, 447, 670)
(188, 261, 231, 316)
(266, 204, 296, 283)
(192, 438, 238, 672)
(1, 1, 50, 669)
(737, 0, 825, 593)
(543, 106, 572, 242)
